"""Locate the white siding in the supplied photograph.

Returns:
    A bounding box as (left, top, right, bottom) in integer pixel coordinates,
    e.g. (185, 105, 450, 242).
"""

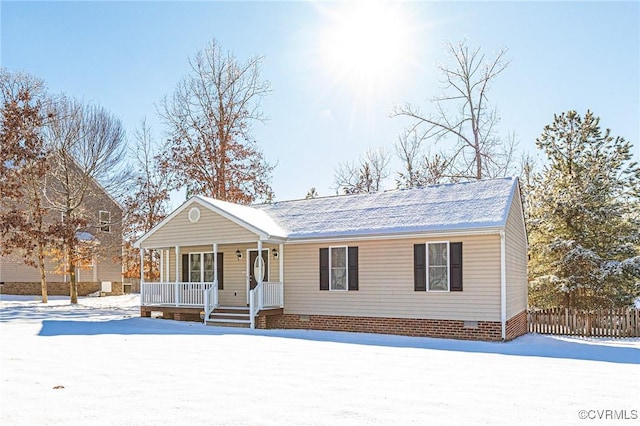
(505, 186, 528, 319)
(283, 234, 502, 322)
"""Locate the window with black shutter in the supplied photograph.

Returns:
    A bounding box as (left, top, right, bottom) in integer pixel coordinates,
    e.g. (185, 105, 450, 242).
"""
(217, 252, 224, 289)
(319, 246, 358, 291)
(348, 247, 358, 291)
(181, 254, 189, 282)
(319, 248, 329, 290)
(414, 242, 463, 292)
(414, 244, 426, 291)
(450, 242, 463, 291)
(181, 252, 224, 287)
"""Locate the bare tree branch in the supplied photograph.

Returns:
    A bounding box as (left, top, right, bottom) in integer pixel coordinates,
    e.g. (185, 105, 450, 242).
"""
(392, 40, 513, 181)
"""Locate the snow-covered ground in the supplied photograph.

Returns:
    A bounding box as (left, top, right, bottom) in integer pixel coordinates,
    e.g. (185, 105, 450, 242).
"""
(1, 295, 638, 426)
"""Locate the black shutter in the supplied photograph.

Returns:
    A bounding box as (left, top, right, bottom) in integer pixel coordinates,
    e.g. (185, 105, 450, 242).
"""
(450, 242, 463, 291)
(348, 246, 358, 291)
(181, 254, 189, 282)
(414, 244, 426, 291)
(217, 252, 224, 290)
(319, 248, 329, 290)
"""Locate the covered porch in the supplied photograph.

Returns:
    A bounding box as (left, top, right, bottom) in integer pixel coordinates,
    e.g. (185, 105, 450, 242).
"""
(134, 198, 288, 328)
(139, 242, 284, 328)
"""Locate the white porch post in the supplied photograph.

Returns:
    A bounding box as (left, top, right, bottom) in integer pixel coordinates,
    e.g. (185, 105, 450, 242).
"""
(175, 246, 180, 282)
(159, 249, 164, 282)
(213, 243, 218, 284)
(175, 245, 180, 306)
(279, 243, 284, 307)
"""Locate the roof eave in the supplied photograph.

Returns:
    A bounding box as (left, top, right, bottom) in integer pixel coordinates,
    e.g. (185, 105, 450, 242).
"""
(283, 225, 506, 244)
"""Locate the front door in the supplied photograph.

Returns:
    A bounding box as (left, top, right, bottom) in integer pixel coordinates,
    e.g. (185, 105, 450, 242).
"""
(248, 249, 269, 289)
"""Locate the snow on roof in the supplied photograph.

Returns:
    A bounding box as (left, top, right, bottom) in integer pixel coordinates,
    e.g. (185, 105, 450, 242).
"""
(256, 177, 518, 239)
(195, 196, 288, 239)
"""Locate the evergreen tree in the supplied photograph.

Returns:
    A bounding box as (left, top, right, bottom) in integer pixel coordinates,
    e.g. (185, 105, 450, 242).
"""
(527, 110, 640, 309)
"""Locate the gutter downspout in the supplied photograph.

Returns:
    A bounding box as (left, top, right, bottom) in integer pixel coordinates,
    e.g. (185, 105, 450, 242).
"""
(500, 230, 506, 340)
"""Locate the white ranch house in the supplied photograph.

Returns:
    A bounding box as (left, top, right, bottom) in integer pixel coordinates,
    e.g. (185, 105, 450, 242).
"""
(134, 177, 528, 341)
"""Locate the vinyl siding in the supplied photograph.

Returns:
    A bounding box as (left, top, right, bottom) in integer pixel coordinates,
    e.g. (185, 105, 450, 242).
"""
(141, 203, 258, 248)
(505, 187, 528, 319)
(283, 234, 502, 322)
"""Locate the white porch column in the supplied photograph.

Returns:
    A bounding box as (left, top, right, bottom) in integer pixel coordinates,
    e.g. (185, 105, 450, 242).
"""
(213, 243, 218, 284)
(175, 246, 181, 282)
(175, 245, 181, 306)
(159, 249, 164, 282)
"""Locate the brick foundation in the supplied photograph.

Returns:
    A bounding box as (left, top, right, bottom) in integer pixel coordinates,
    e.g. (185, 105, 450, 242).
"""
(0, 281, 124, 297)
(140, 306, 202, 322)
(261, 313, 506, 341)
(505, 310, 528, 340)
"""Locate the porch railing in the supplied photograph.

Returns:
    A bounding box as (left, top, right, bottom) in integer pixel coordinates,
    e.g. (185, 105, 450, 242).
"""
(141, 282, 216, 307)
(203, 282, 219, 324)
(249, 281, 284, 329)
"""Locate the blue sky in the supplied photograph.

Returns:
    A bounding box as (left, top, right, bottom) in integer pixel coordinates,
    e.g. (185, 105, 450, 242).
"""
(2, 1, 638, 203)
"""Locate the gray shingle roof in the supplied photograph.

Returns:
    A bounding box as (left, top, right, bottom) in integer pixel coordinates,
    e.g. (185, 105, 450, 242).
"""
(254, 177, 518, 239)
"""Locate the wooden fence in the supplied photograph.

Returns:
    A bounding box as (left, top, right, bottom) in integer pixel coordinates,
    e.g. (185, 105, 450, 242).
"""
(528, 308, 640, 337)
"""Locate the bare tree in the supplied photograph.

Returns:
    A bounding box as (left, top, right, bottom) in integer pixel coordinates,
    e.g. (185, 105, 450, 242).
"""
(43, 97, 129, 304)
(334, 147, 391, 194)
(123, 118, 172, 281)
(0, 69, 53, 302)
(395, 129, 424, 188)
(160, 38, 274, 204)
(305, 188, 319, 199)
(393, 40, 515, 180)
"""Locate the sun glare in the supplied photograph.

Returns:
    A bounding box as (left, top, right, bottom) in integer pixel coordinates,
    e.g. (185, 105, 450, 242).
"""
(320, 2, 414, 92)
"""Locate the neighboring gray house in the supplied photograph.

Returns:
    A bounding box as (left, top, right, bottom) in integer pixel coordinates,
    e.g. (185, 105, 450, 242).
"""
(135, 177, 528, 341)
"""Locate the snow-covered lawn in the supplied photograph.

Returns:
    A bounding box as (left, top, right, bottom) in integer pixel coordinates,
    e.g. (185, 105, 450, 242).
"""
(1, 295, 638, 426)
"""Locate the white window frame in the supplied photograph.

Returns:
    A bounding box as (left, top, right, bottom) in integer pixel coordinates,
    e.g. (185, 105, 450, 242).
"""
(329, 246, 348, 291)
(99, 210, 111, 233)
(187, 251, 215, 283)
(426, 241, 450, 292)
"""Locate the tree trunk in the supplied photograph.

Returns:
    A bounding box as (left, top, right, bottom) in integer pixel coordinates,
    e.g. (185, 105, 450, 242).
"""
(38, 243, 48, 303)
(68, 244, 78, 304)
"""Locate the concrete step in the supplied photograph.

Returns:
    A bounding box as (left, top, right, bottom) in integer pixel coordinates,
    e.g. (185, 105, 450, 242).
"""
(205, 317, 251, 328)
(204, 306, 251, 327)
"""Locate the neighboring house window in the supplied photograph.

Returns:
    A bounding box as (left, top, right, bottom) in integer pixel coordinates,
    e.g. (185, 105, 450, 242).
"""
(99, 210, 111, 233)
(414, 242, 462, 292)
(181, 252, 224, 288)
(319, 246, 358, 291)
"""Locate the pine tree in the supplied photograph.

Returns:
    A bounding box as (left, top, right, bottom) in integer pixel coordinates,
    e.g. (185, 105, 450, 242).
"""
(527, 110, 640, 309)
